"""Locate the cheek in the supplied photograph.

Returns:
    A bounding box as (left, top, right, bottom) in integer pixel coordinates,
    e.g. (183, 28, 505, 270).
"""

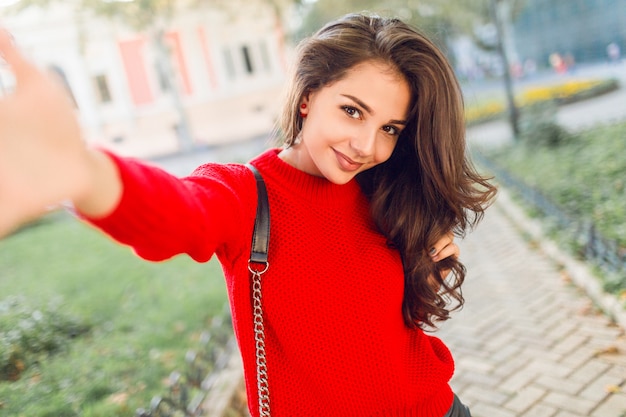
(302, 114, 336, 145)
(374, 137, 399, 163)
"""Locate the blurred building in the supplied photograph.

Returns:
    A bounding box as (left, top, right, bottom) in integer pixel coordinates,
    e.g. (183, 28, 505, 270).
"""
(1, 2, 290, 157)
(514, 0, 626, 69)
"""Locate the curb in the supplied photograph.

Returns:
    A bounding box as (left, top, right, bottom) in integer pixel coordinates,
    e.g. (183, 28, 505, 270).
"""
(494, 186, 626, 331)
(201, 345, 246, 416)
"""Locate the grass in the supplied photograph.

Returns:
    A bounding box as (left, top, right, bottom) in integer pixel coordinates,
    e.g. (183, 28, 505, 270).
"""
(0, 212, 229, 416)
(486, 121, 626, 247)
(484, 120, 626, 298)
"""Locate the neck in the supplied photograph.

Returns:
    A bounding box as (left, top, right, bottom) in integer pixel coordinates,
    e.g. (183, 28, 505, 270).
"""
(277, 145, 322, 178)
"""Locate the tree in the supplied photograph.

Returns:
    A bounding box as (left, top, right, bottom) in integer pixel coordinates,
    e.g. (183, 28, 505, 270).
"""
(440, 0, 526, 138)
(453, 0, 525, 138)
(489, 0, 520, 138)
(297, 0, 526, 138)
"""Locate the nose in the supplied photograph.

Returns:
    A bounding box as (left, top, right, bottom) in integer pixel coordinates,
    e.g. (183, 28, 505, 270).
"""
(349, 127, 377, 159)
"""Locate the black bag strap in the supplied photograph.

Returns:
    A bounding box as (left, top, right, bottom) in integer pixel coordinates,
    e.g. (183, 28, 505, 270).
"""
(246, 164, 270, 264)
(246, 163, 272, 416)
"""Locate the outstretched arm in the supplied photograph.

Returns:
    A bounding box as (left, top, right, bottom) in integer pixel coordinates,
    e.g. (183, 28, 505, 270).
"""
(0, 30, 122, 237)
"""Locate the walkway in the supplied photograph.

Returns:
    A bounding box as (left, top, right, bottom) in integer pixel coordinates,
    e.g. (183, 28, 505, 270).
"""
(446, 67, 626, 415)
(438, 188, 626, 417)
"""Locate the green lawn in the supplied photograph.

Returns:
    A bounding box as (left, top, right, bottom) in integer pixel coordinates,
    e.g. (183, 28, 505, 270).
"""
(483, 120, 626, 296)
(0, 212, 229, 416)
(486, 121, 626, 247)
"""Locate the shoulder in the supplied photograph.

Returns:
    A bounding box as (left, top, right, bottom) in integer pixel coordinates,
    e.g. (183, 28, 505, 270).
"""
(187, 160, 257, 196)
(189, 148, 280, 184)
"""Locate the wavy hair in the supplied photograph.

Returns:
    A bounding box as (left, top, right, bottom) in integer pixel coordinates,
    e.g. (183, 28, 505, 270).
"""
(277, 13, 497, 329)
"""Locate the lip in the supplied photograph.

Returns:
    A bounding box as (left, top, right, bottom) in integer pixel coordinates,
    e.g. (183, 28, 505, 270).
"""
(333, 149, 364, 172)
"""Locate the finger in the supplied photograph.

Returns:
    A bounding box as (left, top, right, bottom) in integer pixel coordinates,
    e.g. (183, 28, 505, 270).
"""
(0, 29, 18, 64)
(432, 242, 459, 262)
(428, 231, 454, 257)
(0, 29, 37, 83)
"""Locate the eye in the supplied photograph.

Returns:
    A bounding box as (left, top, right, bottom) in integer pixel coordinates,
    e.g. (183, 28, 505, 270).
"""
(382, 125, 400, 136)
(342, 105, 361, 119)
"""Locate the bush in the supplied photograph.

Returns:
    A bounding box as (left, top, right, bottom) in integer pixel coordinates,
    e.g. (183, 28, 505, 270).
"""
(518, 78, 619, 105)
(0, 214, 230, 416)
(519, 100, 571, 147)
(0, 296, 91, 381)
(483, 121, 626, 296)
(465, 78, 620, 126)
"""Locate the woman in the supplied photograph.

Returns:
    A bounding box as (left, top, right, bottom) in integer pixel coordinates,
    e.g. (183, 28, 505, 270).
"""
(0, 13, 495, 417)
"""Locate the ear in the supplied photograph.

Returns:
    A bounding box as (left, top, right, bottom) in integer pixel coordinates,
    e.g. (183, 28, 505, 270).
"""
(299, 94, 310, 117)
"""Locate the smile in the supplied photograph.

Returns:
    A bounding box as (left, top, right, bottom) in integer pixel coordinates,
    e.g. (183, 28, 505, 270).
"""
(333, 149, 363, 172)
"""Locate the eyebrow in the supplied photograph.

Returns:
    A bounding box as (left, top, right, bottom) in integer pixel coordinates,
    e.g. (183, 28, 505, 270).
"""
(341, 94, 407, 125)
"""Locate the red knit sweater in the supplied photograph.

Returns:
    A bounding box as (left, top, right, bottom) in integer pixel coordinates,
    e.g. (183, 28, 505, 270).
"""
(86, 148, 455, 416)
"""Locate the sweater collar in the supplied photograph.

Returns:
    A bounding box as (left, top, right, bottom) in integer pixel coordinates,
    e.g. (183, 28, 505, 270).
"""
(250, 148, 363, 203)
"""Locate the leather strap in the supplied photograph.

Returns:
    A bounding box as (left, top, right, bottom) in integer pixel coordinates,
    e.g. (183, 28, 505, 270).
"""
(246, 164, 270, 264)
(246, 163, 272, 416)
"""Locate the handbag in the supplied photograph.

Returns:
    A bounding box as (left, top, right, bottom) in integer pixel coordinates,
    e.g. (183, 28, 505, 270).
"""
(246, 164, 272, 417)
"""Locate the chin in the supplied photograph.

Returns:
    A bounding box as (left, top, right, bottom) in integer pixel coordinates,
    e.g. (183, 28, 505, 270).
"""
(325, 170, 359, 185)
(329, 177, 353, 185)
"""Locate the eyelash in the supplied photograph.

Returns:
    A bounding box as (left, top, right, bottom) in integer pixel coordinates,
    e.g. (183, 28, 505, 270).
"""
(342, 105, 361, 119)
(341, 105, 400, 136)
(383, 125, 399, 136)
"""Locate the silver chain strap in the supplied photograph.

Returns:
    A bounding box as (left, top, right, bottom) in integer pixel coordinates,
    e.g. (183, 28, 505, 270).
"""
(248, 261, 271, 417)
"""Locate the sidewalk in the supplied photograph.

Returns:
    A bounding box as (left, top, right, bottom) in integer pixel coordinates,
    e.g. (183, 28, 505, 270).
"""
(447, 81, 626, 416)
(438, 188, 626, 417)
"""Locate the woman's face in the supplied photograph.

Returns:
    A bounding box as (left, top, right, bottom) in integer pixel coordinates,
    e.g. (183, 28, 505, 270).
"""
(279, 61, 411, 184)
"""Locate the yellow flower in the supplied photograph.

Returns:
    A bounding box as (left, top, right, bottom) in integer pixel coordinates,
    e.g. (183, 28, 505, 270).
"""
(465, 79, 607, 124)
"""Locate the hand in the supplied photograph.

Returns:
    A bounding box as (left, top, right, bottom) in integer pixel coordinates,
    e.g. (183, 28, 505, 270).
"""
(0, 30, 92, 237)
(428, 231, 459, 263)
(426, 231, 459, 287)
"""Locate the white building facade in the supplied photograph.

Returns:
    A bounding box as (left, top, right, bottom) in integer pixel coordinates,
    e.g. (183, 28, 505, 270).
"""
(1, 2, 290, 157)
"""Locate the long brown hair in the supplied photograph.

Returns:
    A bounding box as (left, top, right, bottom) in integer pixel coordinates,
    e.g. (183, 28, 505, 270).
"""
(277, 13, 497, 329)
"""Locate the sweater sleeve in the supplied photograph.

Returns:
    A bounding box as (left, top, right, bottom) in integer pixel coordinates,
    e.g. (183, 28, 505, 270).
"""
(81, 151, 254, 263)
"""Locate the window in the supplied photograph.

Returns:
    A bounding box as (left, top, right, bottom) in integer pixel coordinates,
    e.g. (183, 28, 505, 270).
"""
(241, 45, 254, 74)
(94, 74, 112, 103)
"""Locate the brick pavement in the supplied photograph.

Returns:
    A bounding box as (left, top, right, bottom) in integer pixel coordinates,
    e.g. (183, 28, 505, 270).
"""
(438, 193, 626, 417)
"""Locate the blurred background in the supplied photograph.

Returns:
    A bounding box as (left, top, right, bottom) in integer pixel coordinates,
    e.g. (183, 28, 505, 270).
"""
(1, 1, 625, 416)
(0, 0, 623, 157)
